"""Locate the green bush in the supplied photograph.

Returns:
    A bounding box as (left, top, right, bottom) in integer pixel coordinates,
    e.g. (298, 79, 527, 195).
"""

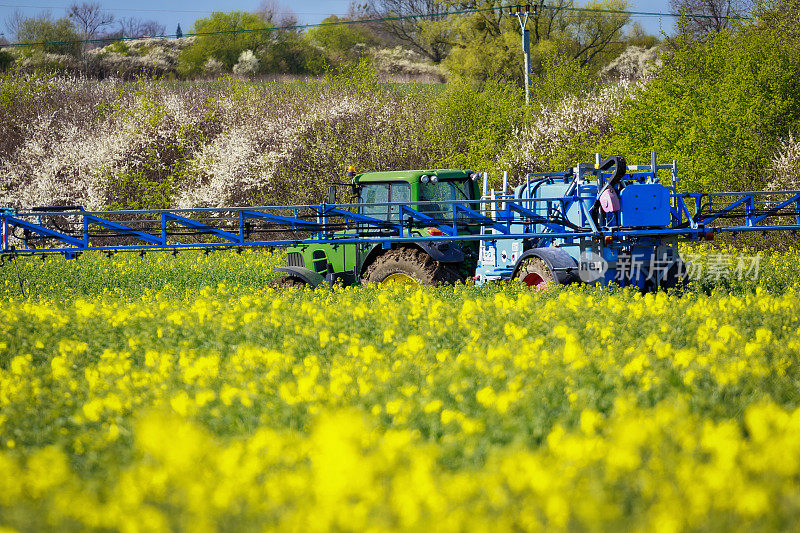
(607, 25, 800, 192)
(178, 12, 274, 77)
(529, 45, 592, 104)
(17, 16, 82, 57)
(321, 58, 381, 94)
(444, 28, 522, 87)
(0, 68, 57, 160)
(177, 12, 313, 77)
(426, 80, 526, 174)
(0, 50, 14, 71)
(305, 15, 375, 68)
(103, 40, 130, 55)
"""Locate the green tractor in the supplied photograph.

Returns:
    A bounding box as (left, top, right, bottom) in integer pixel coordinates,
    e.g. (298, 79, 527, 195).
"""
(273, 168, 482, 287)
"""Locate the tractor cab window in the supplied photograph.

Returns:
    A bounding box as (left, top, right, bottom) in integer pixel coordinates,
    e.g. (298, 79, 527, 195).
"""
(419, 179, 472, 222)
(359, 182, 410, 222)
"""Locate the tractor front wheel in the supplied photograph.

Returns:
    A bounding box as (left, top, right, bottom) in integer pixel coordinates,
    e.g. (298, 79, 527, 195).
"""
(271, 276, 307, 288)
(362, 248, 460, 286)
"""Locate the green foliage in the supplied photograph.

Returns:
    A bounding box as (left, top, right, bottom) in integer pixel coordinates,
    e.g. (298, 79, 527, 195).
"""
(102, 139, 195, 211)
(427, 80, 526, 173)
(103, 165, 175, 211)
(608, 26, 800, 192)
(0, 67, 55, 111)
(260, 30, 314, 75)
(177, 11, 313, 77)
(321, 58, 381, 94)
(177, 12, 274, 77)
(0, 50, 14, 71)
(408, 15, 452, 64)
(17, 15, 82, 57)
(755, 0, 800, 40)
(564, 0, 630, 71)
(442, 6, 523, 86)
(438, 0, 629, 86)
(103, 40, 130, 54)
(0, 67, 56, 159)
(103, 91, 204, 210)
(529, 42, 592, 103)
(625, 21, 659, 49)
(305, 15, 375, 67)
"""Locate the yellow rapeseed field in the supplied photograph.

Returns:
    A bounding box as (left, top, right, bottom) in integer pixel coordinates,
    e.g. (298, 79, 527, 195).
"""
(2, 246, 800, 531)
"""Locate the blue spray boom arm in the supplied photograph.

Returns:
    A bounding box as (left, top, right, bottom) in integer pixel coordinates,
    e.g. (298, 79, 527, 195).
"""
(3, 190, 800, 259)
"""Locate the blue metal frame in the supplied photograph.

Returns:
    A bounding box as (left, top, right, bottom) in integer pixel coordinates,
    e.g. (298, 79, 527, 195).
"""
(2, 180, 800, 258)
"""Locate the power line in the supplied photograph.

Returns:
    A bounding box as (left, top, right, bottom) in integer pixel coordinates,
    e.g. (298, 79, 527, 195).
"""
(0, 3, 333, 15)
(0, 3, 752, 49)
(0, 3, 213, 13)
(553, 5, 746, 19)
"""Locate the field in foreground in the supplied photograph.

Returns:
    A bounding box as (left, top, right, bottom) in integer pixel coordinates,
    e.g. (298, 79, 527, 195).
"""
(2, 247, 800, 531)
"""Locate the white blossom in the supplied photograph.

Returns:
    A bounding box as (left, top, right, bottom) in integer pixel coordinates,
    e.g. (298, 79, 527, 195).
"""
(769, 134, 800, 190)
(500, 81, 639, 174)
(0, 75, 414, 211)
(202, 58, 223, 76)
(232, 50, 260, 76)
(370, 47, 444, 83)
(601, 46, 661, 82)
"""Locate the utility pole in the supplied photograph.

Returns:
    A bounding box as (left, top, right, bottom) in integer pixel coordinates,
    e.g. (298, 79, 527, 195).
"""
(509, 4, 536, 105)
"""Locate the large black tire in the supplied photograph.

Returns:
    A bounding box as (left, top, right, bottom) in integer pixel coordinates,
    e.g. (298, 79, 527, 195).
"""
(362, 247, 461, 286)
(271, 276, 307, 288)
(514, 256, 567, 289)
(640, 260, 689, 293)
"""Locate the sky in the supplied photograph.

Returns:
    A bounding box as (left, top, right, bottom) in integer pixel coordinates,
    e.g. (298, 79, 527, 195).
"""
(0, 0, 677, 43)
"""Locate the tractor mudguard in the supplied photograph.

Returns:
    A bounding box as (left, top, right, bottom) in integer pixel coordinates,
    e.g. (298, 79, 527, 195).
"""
(512, 247, 578, 285)
(414, 240, 464, 263)
(273, 266, 326, 287)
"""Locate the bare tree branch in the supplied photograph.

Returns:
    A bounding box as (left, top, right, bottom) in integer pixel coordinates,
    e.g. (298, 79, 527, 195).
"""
(669, 0, 751, 38)
(118, 17, 165, 39)
(255, 0, 298, 27)
(364, 0, 451, 62)
(67, 1, 114, 39)
(566, 1, 629, 69)
(5, 9, 31, 41)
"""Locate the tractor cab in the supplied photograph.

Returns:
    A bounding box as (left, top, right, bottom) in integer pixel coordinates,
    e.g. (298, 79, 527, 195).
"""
(351, 168, 481, 224)
(274, 168, 482, 287)
(326, 167, 482, 222)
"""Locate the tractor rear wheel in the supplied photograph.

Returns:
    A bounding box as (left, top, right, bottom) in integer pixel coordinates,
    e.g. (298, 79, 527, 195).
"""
(659, 261, 689, 291)
(514, 257, 558, 290)
(271, 276, 307, 288)
(362, 248, 460, 286)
